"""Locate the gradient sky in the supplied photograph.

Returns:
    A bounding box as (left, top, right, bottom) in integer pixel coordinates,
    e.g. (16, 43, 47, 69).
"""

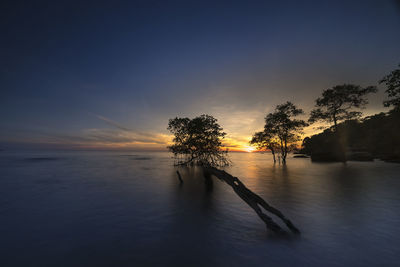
(1, 0, 400, 151)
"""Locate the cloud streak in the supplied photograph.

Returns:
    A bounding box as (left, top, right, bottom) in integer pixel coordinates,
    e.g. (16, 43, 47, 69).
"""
(94, 114, 132, 131)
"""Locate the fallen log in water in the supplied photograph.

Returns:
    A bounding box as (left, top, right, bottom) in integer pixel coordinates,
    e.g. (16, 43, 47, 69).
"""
(204, 166, 300, 235)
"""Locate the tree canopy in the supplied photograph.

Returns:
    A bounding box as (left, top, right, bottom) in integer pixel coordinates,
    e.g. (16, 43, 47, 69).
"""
(309, 84, 377, 130)
(380, 64, 400, 110)
(252, 102, 307, 163)
(250, 130, 280, 162)
(167, 114, 229, 167)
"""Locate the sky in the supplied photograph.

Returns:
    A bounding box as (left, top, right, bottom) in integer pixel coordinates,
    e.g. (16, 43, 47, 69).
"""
(1, 0, 400, 151)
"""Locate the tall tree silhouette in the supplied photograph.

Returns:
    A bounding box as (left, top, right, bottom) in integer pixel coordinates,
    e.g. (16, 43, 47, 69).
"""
(167, 114, 229, 167)
(380, 64, 400, 111)
(254, 102, 307, 163)
(309, 84, 377, 130)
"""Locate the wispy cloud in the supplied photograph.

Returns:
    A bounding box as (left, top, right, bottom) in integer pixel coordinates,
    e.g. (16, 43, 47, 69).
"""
(0, 114, 173, 150)
(82, 128, 171, 145)
(1, 111, 311, 151)
(0, 127, 172, 150)
(94, 114, 132, 131)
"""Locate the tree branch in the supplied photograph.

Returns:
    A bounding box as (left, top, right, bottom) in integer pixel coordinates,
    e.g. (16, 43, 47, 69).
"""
(204, 167, 300, 235)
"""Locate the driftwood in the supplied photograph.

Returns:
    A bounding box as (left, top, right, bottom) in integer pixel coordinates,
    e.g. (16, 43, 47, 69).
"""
(204, 166, 300, 235)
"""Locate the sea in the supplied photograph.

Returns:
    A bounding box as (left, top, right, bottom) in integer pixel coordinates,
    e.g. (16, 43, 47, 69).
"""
(1, 150, 399, 266)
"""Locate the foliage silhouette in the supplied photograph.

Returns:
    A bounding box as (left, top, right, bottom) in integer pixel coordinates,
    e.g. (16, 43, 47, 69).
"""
(167, 114, 229, 167)
(250, 131, 280, 162)
(380, 64, 400, 111)
(252, 102, 307, 163)
(309, 84, 377, 130)
(168, 115, 301, 234)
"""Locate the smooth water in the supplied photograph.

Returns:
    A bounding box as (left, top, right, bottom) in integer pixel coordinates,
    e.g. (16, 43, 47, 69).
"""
(1, 151, 399, 266)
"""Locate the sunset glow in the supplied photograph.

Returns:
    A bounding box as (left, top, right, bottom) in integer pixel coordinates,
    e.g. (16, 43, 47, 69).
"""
(2, 1, 400, 266)
(244, 145, 256, 153)
(0, 1, 398, 153)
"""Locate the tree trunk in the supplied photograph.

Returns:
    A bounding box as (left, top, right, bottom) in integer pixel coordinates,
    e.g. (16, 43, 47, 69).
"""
(333, 112, 338, 131)
(332, 112, 346, 162)
(282, 138, 287, 163)
(280, 138, 285, 163)
(204, 167, 300, 235)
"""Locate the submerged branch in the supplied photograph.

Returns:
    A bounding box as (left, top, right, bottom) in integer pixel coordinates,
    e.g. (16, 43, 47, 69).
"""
(204, 166, 300, 235)
(176, 171, 183, 183)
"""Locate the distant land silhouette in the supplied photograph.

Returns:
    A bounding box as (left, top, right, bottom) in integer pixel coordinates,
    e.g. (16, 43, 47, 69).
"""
(301, 64, 400, 162)
(301, 110, 400, 163)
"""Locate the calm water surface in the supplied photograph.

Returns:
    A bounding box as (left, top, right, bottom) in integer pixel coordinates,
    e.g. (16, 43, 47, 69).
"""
(1, 151, 399, 266)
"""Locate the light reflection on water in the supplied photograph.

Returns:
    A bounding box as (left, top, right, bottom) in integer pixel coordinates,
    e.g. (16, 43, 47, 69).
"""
(0, 151, 399, 266)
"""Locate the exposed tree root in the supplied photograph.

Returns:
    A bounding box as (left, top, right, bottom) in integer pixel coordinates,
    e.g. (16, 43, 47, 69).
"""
(204, 167, 300, 235)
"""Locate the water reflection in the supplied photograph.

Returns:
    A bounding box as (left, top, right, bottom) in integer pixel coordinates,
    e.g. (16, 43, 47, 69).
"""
(1, 151, 400, 266)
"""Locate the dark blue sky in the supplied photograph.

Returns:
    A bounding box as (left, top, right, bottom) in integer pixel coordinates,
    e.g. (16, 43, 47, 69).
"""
(1, 0, 400, 150)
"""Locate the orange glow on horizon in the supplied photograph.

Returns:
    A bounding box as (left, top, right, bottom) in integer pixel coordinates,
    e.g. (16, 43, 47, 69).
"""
(243, 145, 256, 152)
(28, 128, 324, 152)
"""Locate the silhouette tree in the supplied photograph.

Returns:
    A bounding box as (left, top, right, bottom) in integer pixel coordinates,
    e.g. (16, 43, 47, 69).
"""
(167, 114, 229, 167)
(380, 64, 400, 111)
(250, 129, 280, 163)
(168, 114, 300, 234)
(254, 102, 307, 163)
(309, 84, 377, 130)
